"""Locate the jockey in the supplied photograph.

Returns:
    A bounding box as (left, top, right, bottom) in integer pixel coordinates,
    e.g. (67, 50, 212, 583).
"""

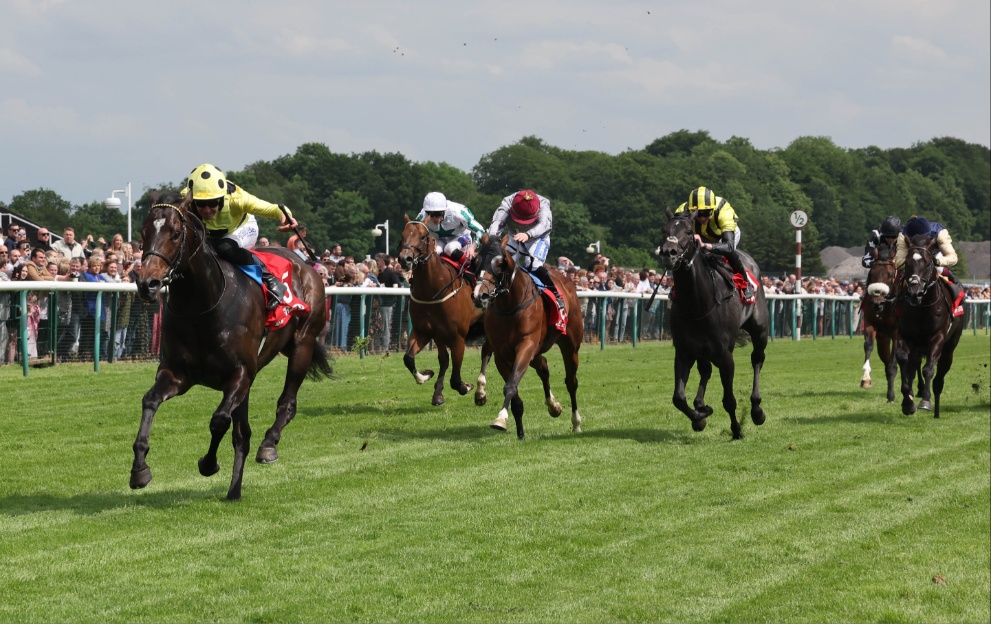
(675, 186, 754, 301)
(487, 189, 568, 332)
(181, 163, 297, 310)
(862, 215, 904, 268)
(895, 216, 963, 298)
(414, 192, 485, 264)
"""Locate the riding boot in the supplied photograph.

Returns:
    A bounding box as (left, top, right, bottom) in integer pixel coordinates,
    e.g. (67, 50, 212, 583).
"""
(261, 271, 287, 311)
(727, 251, 755, 300)
(533, 265, 568, 332)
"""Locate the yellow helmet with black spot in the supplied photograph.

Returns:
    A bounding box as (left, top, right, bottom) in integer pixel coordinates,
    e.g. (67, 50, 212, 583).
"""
(187, 164, 228, 200)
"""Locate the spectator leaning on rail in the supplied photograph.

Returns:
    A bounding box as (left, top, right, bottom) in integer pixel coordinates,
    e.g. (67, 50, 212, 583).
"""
(862, 215, 904, 268)
(675, 186, 755, 301)
(180, 163, 297, 310)
(415, 191, 485, 265)
(487, 189, 568, 333)
(894, 216, 965, 306)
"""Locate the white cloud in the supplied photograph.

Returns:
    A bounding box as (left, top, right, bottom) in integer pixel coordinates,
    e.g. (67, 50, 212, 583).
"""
(0, 47, 41, 76)
(888, 35, 952, 66)
(0, 98, 75, 136)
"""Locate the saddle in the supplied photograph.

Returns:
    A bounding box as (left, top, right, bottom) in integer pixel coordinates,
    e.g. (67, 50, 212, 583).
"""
(522, 270, 569, 334)
(703, 255, 758, 305)
(440, 254, 477, 287)
(248, 251, 311, 329)
(938, 275, 966, 317)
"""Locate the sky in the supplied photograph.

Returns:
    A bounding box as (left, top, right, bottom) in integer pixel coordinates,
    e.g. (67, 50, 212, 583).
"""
(1, 0, 988, 210)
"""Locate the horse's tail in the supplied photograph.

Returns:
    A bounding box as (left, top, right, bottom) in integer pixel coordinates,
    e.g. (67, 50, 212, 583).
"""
(735, 330, 752, 348)
(307, 341, 334, 381)
(466, 315, 486, 342)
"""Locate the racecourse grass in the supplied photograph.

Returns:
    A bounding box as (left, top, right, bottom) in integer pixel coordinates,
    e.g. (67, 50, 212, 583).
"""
(1, 334, 989, 623)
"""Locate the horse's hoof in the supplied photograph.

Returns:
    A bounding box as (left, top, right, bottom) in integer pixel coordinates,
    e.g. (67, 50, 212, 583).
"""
(548, 402, 563, 418)
(432, 395, 445, 406)
(456, 383, 473, 396)
(919, 400, 932, 411)
(691, 417, 708, 432)
(130, 466, 152, 489)
(861, 380, 872, 389)
(415, 370, 435, 384)
(226, 491, 242, 502)
(474, 392, 487, 407)
(198, 457, 221, 477)
(699, 405, 714, 418)
(256, 446, 279, 464)
(517, 433, 525, 441)
(902, 402, 917, 416)
(751, 408, 766, 426)
(490, 416, 508, 431)
(732, 431, 745, 441)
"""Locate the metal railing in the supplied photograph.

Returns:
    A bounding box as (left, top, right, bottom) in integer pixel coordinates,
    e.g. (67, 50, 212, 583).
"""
(2, 281, 989, 376)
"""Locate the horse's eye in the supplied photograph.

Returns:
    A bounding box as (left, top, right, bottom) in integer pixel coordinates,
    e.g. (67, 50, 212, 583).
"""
(171, 230, 181, 241)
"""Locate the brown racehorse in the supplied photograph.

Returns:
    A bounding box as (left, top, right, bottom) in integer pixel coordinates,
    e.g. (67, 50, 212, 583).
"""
(131, 194, 331, 500)
(860, 244, 902, 402)
(471, 234, 583, 440)
(397, 215, 487, 406)
(896, 236, 964, 418)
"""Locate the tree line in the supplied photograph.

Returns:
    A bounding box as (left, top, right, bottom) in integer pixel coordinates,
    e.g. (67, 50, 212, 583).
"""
(3, 131, 987, 274)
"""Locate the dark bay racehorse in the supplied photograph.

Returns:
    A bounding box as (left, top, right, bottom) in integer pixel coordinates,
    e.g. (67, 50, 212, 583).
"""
(398, 215, 487, 406)
(131, 195, 331, 500)
(860, 243, 902, 401)
(471, 234, 583, 440)
(896, 236, 964, 418)
(656, 208, 768, 439)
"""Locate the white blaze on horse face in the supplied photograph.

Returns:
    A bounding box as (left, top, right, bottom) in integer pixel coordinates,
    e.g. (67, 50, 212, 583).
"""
(912, 252, 922, 261)
(867, 283, 890, 297)
(153, 218, 166, 233)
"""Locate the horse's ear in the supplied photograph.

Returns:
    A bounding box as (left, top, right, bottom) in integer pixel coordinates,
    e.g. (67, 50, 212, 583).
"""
(149, 189, 160, 205)
(480, 233, 489, 246)
(500, 234, 510, 249)
(690, 209, 699, 221)
(665, 206, 674, 221)
(404, 214, 411, 223)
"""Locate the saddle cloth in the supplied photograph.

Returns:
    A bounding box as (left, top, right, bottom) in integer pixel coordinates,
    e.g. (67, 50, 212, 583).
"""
(521, 270, 568, 334)
(248, 251, 311, 329)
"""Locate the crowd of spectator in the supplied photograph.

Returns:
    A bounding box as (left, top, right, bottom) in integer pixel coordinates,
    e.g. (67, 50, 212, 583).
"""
(3, 221, 990, 365)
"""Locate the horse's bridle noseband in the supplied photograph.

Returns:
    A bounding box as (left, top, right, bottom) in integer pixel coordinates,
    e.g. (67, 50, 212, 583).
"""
(401, 221, 435, 268)
(902, 246, 940, 305)
(661, 218, 700, 271)
(142, 203, 191, 285)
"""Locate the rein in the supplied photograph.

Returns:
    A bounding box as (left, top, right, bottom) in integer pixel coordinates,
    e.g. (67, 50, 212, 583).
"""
(404, 221, 466, 304)
(901, 247, 943, 308)
(144, 203, 227, 317)
(664, 223, 728, 321)
(478, 250, 541, 316)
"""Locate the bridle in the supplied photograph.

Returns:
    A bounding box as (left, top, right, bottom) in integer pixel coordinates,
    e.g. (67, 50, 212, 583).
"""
(901, 245, 941, 306)
(867, 259, 899, 309)
(142, 204, 192, 285)
(403, 221, 465, 304)
(660, 217, 700, 272)
(475, 242, 540, 314)
(400, 221, 436, 268)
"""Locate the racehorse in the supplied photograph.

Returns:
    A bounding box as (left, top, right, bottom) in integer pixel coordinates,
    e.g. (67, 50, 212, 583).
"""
(397, 215, 487, 406)
(471, 234, 583, 440)
(896, 235, 964, 418)
(860, 242, 902, 401)
(130, 193, 332, 500)
(656, 208, 769, 439)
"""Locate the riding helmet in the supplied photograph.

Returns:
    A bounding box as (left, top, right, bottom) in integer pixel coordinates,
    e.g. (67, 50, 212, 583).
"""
(510, 190, 540, 224)
(422, 192, 447, 214)
(904, 217, 932, 239)
(879, 215, 902, 238)
(188, 164, 228, 200)
(687, 186, 717, 212)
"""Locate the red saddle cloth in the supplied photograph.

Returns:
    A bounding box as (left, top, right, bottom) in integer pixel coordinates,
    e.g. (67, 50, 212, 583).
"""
(538, 288, 569, 334)
(732, 270, 759, 305)
(253, 250, 311, 329)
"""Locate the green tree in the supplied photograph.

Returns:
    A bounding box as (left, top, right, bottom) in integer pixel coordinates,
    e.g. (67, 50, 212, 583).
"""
(9, 189, 73, 232)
